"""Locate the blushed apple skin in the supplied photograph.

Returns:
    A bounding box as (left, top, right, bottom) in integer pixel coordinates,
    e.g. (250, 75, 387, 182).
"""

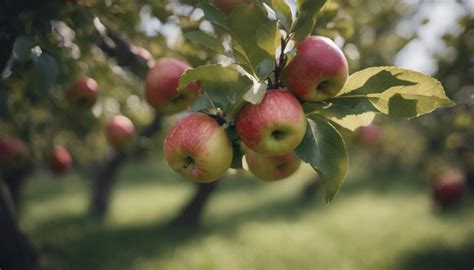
(357, 124, 382, 145)
(235, 89, 307, 156)
(105, 115, 135, 148)
(0, 137, 28, 170)
(246, 150, 301, 182)
(164, 113, 233, 183)
(50, 145, 72, 175)
(66, 77, 98, 108)
(432, 169, 465, 207)
(145, 58, 200, 115)
(212, 0, 246, 15)
(282, 36, 349, 102)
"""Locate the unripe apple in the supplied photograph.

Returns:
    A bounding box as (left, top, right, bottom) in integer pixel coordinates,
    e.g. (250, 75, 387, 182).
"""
(245, 150, 301, 182)
(235, 89, 307, 156)
(104, 115, 135, 148)
(212, 0, 246, 15)
(0, 137, 28, 171)
(164, 113, 233, 182)
(66, 77, 98, 108)
(431, 169, 466, 207)
(356, 124, 382, 145)
(145, 58, 200, 115)
(282, 36, 349, 102)
(49, 145, 72, 175)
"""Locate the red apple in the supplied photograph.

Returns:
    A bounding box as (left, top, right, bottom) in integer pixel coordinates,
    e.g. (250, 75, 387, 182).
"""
(235, 89, 307, 156)
(49, 145, 72, 175)
(282, 36, 349, 102)
(212, 0, 246, 15)
(66, 77, 98, 108)
(246, 150, 301, 182)
(145, 58, 200, 114)
(357, 124, 382, 145)
(164, 113, 233, 182)
(0, 137, 28, 171)
(432, 169, 466, 207)
(104, 115, 135, 148)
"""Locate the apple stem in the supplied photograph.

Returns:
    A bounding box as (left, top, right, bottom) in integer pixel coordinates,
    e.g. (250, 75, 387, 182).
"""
(273, 35, 291, 89)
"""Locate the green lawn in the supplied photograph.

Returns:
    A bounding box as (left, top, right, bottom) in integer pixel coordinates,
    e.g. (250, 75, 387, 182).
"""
(19, 160, 474, 270)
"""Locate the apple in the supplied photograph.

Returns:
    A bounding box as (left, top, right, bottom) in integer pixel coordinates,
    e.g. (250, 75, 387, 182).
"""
(212, 0, 246, 15)
(104, 115, 135, 148)
(235, 89, 307, 156)
(66, 77, 98, 108)
(357, 124, 382, 145)
(145, 58, 200, 115)
(245, 149, 301, 182)
(49, 145, 72, 175)
(0, 137, 28, 171)
(432, 169, 466, 207)
(282, 36, 349, 102)
(164, 113, 233, 182)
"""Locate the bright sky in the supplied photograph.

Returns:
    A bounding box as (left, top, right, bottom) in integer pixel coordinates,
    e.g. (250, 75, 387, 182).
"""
(395, 0, 471, 75)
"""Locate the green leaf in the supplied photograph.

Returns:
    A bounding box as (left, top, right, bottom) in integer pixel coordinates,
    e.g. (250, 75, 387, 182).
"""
(178, 64, 252, 108)
(12, 36, 34, 61)
(33, 52, 58, 93)
(304, 102, 377, 131)
(228, 3, 273, 74)
(243, 81, 268, 105)
(198, 3, 229, 30)
(292, 0, 327, 43)
(226, 125, 244, 169)
(271, 0, 293, 31)
(294, 116, 348, 202)
(255, 58, 275, 81)
(184, 31, 225, 54)
(190, 95, 213, 112)
(256, 21, 281, 59)
(332, 67, 455, 118)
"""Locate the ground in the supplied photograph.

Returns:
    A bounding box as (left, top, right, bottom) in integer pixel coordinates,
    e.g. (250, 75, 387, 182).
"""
(18, 160, 474, 270)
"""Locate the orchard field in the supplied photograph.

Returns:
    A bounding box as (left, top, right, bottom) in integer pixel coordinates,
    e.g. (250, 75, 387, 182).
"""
(20, 161, 474, 270)
(1, 0, 474, 269)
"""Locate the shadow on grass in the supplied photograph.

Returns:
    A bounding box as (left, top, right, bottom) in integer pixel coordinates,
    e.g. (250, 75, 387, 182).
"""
(396, 237, 474, 270)
(32, 189, 323, 270)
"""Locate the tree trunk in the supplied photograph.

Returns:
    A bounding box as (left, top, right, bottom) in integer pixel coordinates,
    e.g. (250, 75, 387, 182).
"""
(89, 113, 162, 218)
(170, 180, 220, 229)
(0, 180, 38, 270)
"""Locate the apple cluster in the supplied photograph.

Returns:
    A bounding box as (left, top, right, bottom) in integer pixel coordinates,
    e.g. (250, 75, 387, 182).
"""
(149, 35, 349, 183)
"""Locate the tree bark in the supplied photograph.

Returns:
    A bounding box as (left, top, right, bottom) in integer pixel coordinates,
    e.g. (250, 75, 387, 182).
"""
(170, 180, 220, 229)
(89, 113, 162, 218)
(0, 179, 38, 270)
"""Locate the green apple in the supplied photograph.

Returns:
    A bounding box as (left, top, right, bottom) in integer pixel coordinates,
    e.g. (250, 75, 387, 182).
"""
(164, 113, 233, 182)
(282, 36, 348, 102)
(246, 149, 301, 182)
(145, 58, 200, 115)
(235, 89, 307, 155)
(104, 115, 135, 148)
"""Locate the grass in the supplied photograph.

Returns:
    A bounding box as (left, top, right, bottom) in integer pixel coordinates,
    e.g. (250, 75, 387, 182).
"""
(18, 160, 474, 270)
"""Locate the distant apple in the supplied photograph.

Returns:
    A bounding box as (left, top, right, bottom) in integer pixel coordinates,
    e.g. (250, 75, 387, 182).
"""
(246, 150, 301, 182)
(235, 89, 307, 156)
(357, 124, 382, 145)
(212, 0, 246, 15)
(145, 58, 200, 114)
(66, 77, 98, 108)
(432, 169, 466, 207)
(164, 113, 233, 182)
(0, 137, 28, 171)
(50, 145, 72, 175)
(104, 115, 135, 148)
(282, 36, 348, 102)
